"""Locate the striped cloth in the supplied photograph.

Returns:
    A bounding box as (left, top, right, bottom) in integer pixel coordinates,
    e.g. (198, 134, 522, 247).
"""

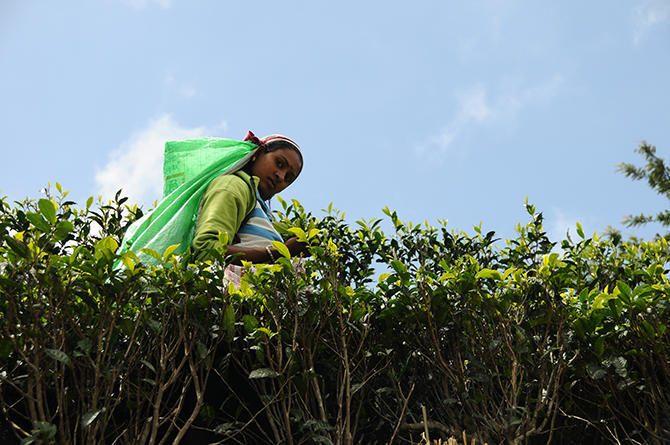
(224, 188, 282, 288)
(235, 188, 283, 247)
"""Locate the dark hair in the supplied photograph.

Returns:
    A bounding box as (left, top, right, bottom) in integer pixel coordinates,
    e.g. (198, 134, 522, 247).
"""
(242, 140, 304, 177)
(263, 140, 304, 175)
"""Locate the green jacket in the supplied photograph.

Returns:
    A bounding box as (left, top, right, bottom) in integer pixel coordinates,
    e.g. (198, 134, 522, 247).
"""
(192, 171, 258, 256)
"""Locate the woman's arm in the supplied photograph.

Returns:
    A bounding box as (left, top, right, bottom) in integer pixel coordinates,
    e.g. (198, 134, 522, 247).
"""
(193, 174, 310, 263)
(225, 237, 309, 265)
(192, 175, 252, 258)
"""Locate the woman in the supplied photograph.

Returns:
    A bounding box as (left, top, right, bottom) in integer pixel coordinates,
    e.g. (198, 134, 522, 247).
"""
(192, 132, 308, 264)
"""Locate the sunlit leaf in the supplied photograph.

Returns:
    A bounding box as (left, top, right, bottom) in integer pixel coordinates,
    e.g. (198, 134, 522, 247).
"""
(163, 243, 180, 260)
(476, 269, 503, 281)
(271, 241, 291, 259)
(139, 248, 162, 262)
(120, 252, 136, 272)
(287, 227, 307, 241)
(95, 236, 119, 261)
(38, 199, 57, 223)
(378, 273, 392, 283)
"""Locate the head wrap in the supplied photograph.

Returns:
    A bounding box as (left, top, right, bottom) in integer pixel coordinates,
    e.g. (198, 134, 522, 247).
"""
(244, 130, 303, 174)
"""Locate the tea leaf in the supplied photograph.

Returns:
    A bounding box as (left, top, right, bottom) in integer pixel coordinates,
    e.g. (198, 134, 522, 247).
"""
(27, 212, 51, 233)
(249, 368, 279, 379)
(223, 304, 235, 342)
(271, 241, 291, 259)
(82, 408, 106, 428)
(54, 220, 74, 241)
(476, 269, 503, 281)
(38, 199, 57, 223)
(45, 348, 71, 367)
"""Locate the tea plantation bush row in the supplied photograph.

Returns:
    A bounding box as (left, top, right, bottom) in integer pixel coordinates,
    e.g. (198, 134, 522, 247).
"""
(0, 187, 669, 445)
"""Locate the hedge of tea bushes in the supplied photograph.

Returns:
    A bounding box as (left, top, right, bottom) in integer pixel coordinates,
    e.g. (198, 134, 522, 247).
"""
(0, 189, 668, 445)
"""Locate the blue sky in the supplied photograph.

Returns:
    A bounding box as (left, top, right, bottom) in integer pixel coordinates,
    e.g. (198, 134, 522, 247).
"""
(1, 0, 669, 242)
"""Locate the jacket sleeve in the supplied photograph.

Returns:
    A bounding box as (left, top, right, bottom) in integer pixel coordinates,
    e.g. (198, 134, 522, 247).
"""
(192, 175, 254, 257)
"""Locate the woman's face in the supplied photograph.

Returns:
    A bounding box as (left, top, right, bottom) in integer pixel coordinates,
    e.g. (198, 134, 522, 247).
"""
(251, 147, 302, 200)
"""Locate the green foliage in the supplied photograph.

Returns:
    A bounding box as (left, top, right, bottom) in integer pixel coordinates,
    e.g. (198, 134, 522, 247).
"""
(1, 187, 669, 445)
(617, 141, 670, 235)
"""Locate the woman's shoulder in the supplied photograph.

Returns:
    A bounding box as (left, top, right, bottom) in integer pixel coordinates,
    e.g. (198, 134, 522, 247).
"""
(207, 171, 253, 193)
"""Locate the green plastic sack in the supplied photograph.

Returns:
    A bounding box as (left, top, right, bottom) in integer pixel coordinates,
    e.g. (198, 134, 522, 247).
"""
(117, 138, 258, 266)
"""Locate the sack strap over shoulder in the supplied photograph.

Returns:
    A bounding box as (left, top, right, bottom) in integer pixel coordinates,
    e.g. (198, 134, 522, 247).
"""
(195, 171, 258, 233)
(235, 171, 258, 234)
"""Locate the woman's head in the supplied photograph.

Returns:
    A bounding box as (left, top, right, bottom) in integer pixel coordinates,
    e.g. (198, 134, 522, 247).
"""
(245, 133, 303, 200)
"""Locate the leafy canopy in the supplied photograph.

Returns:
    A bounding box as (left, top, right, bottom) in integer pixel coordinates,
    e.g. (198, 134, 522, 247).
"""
(617, 142, 670, 234)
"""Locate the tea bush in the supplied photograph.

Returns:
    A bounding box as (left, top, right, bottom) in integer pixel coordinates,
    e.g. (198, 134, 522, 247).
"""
(0, 187, 668, 445)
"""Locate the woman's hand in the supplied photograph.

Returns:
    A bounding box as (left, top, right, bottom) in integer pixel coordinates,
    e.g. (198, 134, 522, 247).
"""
(285, 236, 311, 257)
(223, 237, 310, 265)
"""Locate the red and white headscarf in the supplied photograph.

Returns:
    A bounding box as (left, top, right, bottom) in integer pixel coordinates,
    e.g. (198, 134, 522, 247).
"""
(243, 130, 299, 151)
(243, 130, 303, 174)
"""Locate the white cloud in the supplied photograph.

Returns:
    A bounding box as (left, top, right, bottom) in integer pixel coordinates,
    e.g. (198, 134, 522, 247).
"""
(415, 86, 491, 158)
(214, 120, 229, 133)
(95, 114, 206, 206)
(460, 88, 493, 122)
(179, 85, 197, 99)
(121, 0, 172, 10)
(417, 74, 564, 159)
(547, 207, 580, 243)
(633, 0, 670, 44)
(164, 73, 197, 99)
(546, 208, 601, 250)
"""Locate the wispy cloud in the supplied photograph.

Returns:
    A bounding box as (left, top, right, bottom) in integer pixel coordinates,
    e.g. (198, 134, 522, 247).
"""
(633, 0, 670, 44)
(95, 114, 206, 206)
(164, 73, 197, 99)
(417, 74, 564, 160)
(545, 207, 605, 251)
(121, 0, 173, 10)
(547, 207, 581, 243)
